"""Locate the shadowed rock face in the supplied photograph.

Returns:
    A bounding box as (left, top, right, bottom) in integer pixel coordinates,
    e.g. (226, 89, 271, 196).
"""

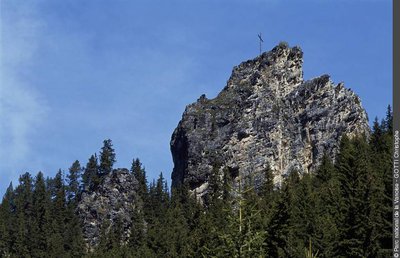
(77, 169, 140, 250)
(170, 42, 369, 197)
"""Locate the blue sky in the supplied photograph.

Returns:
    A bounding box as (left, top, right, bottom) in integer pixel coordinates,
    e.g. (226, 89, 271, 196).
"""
(0, 0, 392, 197)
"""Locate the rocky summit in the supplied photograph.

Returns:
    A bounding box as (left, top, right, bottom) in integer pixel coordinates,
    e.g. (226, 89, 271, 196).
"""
(170, 42, 370, 197)
(77, 168, 140, 250)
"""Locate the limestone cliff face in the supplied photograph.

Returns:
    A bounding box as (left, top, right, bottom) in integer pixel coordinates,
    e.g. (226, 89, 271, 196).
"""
(77, 169, 140, 250)
(170, 43, 369, 196)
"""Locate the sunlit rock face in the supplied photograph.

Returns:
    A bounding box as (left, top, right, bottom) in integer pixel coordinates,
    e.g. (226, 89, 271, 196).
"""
(77, 169, 140, 250)
(170, 42, 369, 197)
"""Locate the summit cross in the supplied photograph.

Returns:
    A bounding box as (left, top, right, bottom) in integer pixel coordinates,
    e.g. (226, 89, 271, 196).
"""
(258, 33, 263, 55)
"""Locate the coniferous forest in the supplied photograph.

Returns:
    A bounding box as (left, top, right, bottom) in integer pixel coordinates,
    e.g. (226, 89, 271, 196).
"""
(0, 107, 393, 258)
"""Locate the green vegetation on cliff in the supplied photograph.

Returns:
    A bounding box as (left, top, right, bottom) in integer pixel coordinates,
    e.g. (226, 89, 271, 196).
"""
(0, 108, 393, 257)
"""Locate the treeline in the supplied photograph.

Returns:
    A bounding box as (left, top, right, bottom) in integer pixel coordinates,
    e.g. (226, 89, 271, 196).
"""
(0, 139, 119, 257)
(0, 107, 393, 257)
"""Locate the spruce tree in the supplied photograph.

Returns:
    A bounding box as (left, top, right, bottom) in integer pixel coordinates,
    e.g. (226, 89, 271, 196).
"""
(0, 183, 15, 256)
(288, 173, 319, 257)
(83, 154, 99, 191)
(64, 203, 85, 257)
(199, 164, 230, 256)
(97, 219, 112, 253)
(155, 172, 169, 213)
(311, 155, 341, 257)
(222, 167, 232, 202)
(131, 158, 148, 202)
(48, 170, 67, 257)
(99, 139, 116, 177)
(31, 172, 52, 257)
(385, 105, 393, 133)
(370, 116, 393, 256)
(206, 163, 223, 209)
(259, 165, 275, 199)
(146, 172, 169, 227)
(353, 136, 381, 257)
(109, 215, 124, 250)
(258, 164, 277, 240)
(0, 206, 5, 256)
(14, 172, 34, 256)
(313, 154, 335, 187)
(215, 177, 266, 257)
(67, 160, 82, 203)
(146, 173, 171, 255)
(162, 195, 192, 257)
(333, 135, 360, 257)
(172, 183, 203, 255)
(371, 117, 383, 149)
(65, 165, 85, 257)
(128, 208, 146, 249)
(266, 170, 299, 257)
(332, 136, 378, 257)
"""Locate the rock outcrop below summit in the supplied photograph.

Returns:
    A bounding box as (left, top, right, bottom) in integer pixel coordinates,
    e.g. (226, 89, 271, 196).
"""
(170, 42, 369, 197)
(77, 169, 140, 249)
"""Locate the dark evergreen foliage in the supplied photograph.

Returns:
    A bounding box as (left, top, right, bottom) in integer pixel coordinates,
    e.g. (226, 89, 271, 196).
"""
(0, 183, 15, 256)
(131, 158, 148, 202)
(82, 154, 99, 192)
(67, 160, 82, 203)
(0, 115, 393, 258)
(99, 139, 116, 178)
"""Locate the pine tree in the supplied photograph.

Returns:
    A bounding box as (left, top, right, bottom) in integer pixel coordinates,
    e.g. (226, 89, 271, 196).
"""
(99, 139, 116, 177)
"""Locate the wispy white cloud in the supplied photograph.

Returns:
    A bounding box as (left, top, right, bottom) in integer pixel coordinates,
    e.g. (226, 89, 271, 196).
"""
(0, 1, 48, 184)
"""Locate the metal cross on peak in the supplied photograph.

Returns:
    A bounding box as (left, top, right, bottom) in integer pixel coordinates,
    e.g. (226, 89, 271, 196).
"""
(258, 33, 264, 55)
